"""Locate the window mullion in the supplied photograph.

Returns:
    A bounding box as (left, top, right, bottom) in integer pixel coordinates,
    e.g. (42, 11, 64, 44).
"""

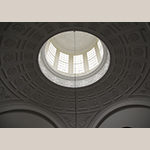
(83, 52, 89, 72)
(53, 50, 60, 69)
(69, 55, 73, 74)
(95, 44, 101, 63)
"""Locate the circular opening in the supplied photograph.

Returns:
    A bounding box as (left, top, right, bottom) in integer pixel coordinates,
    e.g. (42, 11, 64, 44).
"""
(38, 31, 110, 88)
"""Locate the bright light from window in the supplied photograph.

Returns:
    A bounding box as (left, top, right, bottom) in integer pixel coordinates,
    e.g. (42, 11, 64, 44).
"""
(39, 31, 110, 88)
(59, 52, 69, 63)
(73, 55, 84, 74)
(87, 48, 98, 70)
(46, 43, 57, 66)
(87, 48, 96, 60)
(57, 52, 69, 73)
(49, 43, 57, 55)
(97, 40, 104, 58)
(97, 40, 102, 50)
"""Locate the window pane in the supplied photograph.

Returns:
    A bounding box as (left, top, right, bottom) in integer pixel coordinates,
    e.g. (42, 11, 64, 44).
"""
(59, 52, 69, 63)
(97, 40, 103, 51)
(97, 40, 104, 57)
(49, 43, 56, 56)
(57, 52, 69, 73)
(45, 43, 57, 66)
(73, 55, 83, 64)
(73, 55, 84, 74)
(73, 63, 84, 74)
(46, 48, 55, 66)
(87, 48, 96, 60)
(88, 56, 98, 70)
(57, 61, 68, 73)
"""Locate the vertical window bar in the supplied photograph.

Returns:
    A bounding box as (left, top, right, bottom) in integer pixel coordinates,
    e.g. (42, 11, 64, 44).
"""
(95, 44, 101, 63)
(69, 55, 73, 74)
(53, 49, 60, 69)
(83, 52, 89, 72)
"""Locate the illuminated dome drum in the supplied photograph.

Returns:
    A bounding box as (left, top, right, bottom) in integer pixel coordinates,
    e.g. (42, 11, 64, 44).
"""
(38, 31, 110, 88)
